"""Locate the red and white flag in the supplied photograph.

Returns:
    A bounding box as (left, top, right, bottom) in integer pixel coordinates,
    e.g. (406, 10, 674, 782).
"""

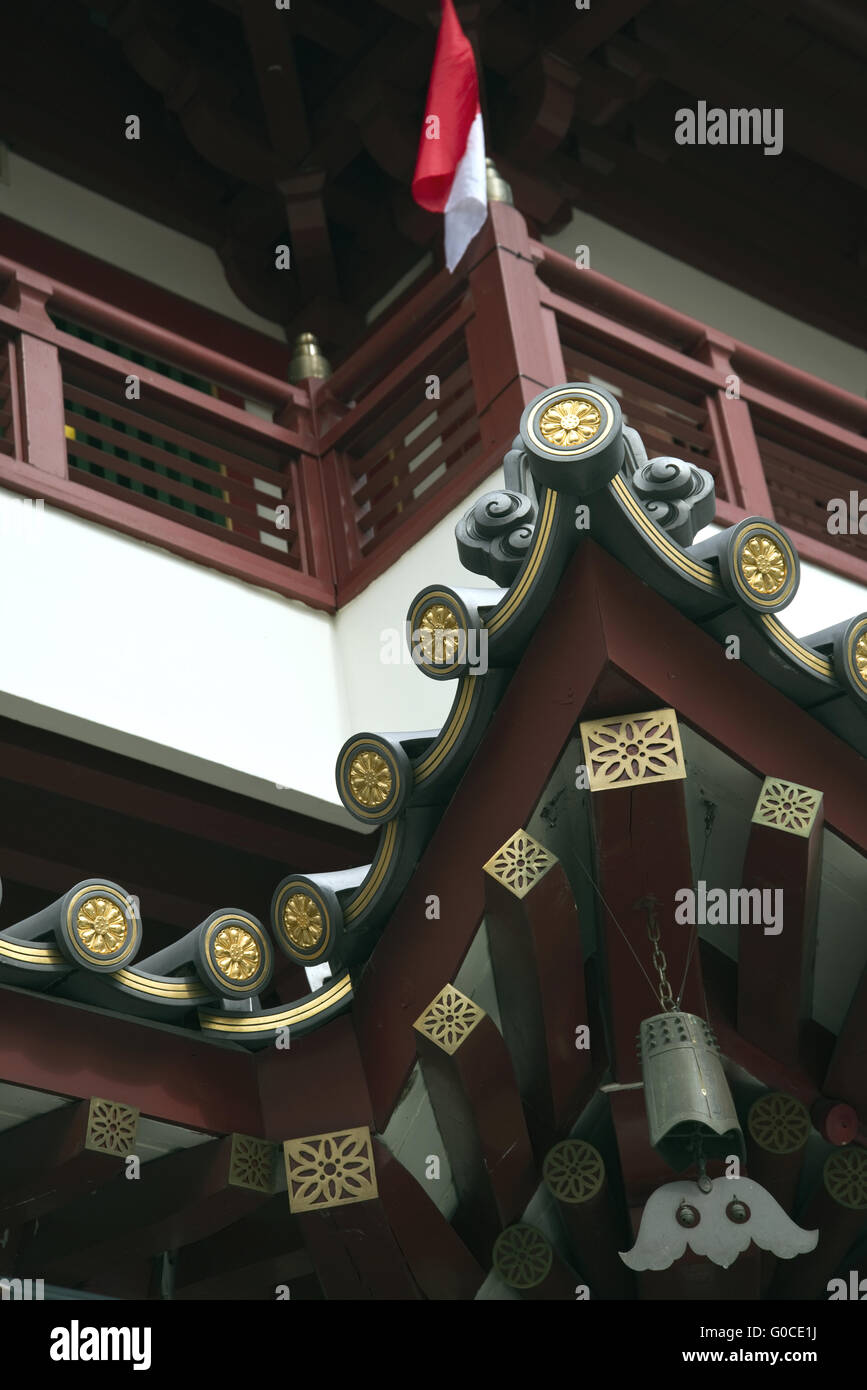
(412, 0, 487, 272)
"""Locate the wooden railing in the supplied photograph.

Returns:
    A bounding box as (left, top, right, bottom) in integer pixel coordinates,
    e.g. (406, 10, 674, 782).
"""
(0, 256, 336, 607)
(0, 203, 864, 614)
(535, 236, 867, 582)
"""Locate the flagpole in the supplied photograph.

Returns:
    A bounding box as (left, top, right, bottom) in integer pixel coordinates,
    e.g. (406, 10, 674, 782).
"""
(454, 4, 490, 135)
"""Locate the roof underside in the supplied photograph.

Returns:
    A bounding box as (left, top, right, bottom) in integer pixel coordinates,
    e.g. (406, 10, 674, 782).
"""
(1, 0, 865, 356)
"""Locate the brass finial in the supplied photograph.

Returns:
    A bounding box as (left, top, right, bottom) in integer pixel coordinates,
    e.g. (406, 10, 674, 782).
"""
(288, 331, 332, 385)
(485, 157, 513, 206)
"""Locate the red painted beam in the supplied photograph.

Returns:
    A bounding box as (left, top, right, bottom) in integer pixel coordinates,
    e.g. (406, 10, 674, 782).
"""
(173, 1194, 309, 1299)
(257, 1016, 374, 1139)
(484, 850, 594, 1156)
(374, 1141, 485, 1300)
(823, 962, 867, 1116)
(0, 985, 260, 1133)
(414, 1000, 536, 1265)
(357, 541, 867, 1133)
(589, 777, 706, 1083)
(355, 546, 611, 1130)
(16, 1138, 268, 1286)
(737, 806, 824, 1068)
(591, 546, 867, 853)
(0, 1098, 136, 1227)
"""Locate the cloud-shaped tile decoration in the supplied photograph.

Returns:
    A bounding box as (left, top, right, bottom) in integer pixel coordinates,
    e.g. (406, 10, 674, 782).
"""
(620, 1177, 818, 1271)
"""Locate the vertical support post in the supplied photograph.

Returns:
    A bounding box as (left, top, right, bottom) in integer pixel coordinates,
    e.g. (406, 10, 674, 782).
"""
(2, 267, 68, 480)
(465, 202, 566, 452)
(737, 777, 823, 1068)
(19, 336, 68, 480)
(307, 377, 357, 593)
(700, 329, 773, 515)
(484, 828, 593, 1157)
(413, 983, 536, 1264)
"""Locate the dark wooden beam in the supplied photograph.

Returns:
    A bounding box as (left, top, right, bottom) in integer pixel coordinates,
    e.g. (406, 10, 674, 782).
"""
(356, 543, 867, 1133)
(745, 1090, 812, 1293)
(491, 1223, 577, 1299)
(413, 984, 536, 1264)
(241, 0, 310, 168)
(542, 1138, 634, 1298)
(736, 781, 824, 1067)
(106, 2, 277, 188)
(175, 1246, 313, 1299)
(539, 0, 656, 62)
(257, 1016, 374, 1139)
(583, 749, 705, 1083)
(374, 1140, 485, 1300)
(0, 716, 369, 870)
(0, 986, 260, 1133)
(0, 1097, 138, 1227)
(771, 1147, 867, 1299)
(297, 1208, 370, 1299)
(174, 1194, 312, 1298)
(484, 832, 594, 1155)
(635, 0, 867, 191)
(823, 962, 867, 1116)
(354, 546, 611, 1131)
(15, 1135, 272, 1286)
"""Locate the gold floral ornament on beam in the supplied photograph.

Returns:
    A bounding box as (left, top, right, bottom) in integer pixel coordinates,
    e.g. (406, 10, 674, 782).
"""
(747, 1093, 811, 1156)
(740, 534, 788, 595)
(348, 750, 393, 808)
(418, 602, 461, 665)
(579, 707, 687, 791)
(85, 1098, 139, 1156)
(414, 983, 484, 1055)
(543, 1139, 605, 1205)
(213, 925, 261, 982)
(483, 827, 555, 899)
(284, 1126, 378, 1213)
(282, 893, 324, 950)
(76, 897, 127, 955)
(230, 1134, 277, 1194)
(823, 1147, 867, 1211)
(752, 777, 823, 837)
(539, 397, 602, 448)
(493, 1224, 553, 1290)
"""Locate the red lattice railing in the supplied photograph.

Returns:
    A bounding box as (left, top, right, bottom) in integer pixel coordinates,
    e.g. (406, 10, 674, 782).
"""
(61, 355, 302, 569)
(344, 341, 480, 558)
(559, 326, 724, 497)
(538, 236, 867, 582)
(0, 202, 865, 610)
(753, 408, 867, 563)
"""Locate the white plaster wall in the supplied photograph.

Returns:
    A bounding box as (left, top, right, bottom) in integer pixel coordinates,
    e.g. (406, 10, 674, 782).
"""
(333, 468, 503, 733)
(0, 151, 283, 340)
(0, 481, 863, 819)
(782, 558, 867, 635)
(0, 492, 352, 824)
(544, 210, 867, 397)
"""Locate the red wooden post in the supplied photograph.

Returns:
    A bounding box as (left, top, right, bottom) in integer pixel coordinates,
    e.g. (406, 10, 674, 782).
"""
(701, 329, 773, 515)
(465, 201, 566, 452)
(413, 984, 536, 1263)
(737, 781, 824, 1068)
(484, 835, 594, 1156)
(19, 334, 68, 479)
(2, 266, 68, 479)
